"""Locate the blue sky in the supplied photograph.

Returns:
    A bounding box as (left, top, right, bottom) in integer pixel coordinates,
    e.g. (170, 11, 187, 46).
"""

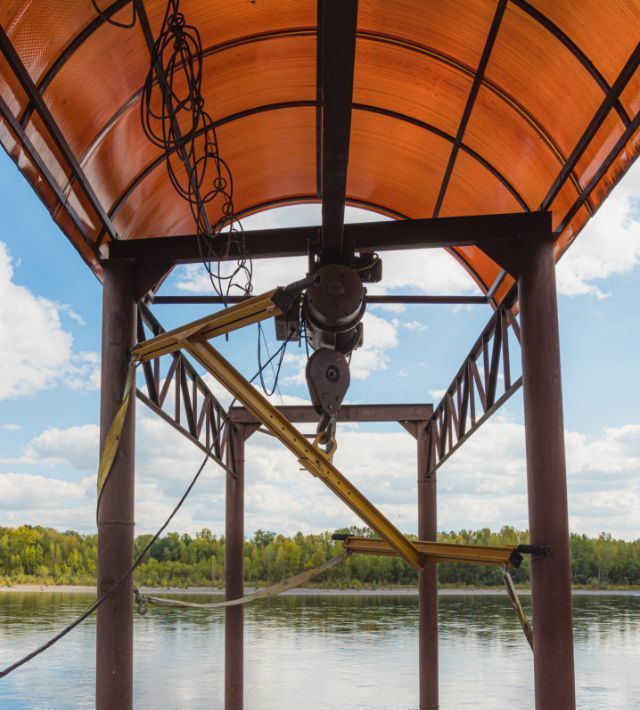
(1, 148, 639, 539)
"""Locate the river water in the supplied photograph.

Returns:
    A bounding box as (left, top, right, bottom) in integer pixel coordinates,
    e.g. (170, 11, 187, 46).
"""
(1, 592, 638, 709)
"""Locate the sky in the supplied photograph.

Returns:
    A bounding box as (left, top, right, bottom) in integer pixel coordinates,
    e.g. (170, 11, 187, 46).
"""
(1, 149, 639, 540)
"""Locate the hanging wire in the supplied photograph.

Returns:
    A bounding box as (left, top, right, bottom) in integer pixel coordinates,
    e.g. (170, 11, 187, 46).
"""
(140, 0, 252, 302)
(0, 337, 299, 679)
(257, 322, 291, 398)
(91, 0, 137, 29)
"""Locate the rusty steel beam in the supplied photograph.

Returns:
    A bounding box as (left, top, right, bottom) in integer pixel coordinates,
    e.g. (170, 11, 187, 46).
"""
(230, 403, 433, 424)
(151, 294, 488, 306)
(106, 211, 551, 264)
(426, 303, 522, 474)
(417, 423, 438, 710)
(96, 261, 136, 710)
(519, 236, 575, 709)
(317, 0, 358, 263)
(225, 423, 247, 710)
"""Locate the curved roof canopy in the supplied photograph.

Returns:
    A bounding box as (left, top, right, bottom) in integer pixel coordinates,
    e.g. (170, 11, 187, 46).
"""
(0, 0, 639, 303)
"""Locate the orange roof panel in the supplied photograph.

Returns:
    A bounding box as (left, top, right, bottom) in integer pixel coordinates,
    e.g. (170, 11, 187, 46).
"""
(0, 0, 637, 298)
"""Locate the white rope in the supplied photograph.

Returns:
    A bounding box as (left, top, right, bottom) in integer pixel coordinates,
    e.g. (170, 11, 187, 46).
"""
(134, 552, 348, 613)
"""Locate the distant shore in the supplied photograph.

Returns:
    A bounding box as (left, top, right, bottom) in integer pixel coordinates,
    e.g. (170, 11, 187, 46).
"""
(1, 584, 639, 596)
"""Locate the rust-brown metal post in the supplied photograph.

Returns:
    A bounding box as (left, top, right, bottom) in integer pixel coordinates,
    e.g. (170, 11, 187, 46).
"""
(519, 236, 575, 709)
(225, 423, 245, 710)
(417, 423, 439, 710)
(97, 260, 136, 710)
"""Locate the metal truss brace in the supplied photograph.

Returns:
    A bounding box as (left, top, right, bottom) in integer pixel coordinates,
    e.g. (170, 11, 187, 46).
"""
(426, 303, 522, 473)
(136, 304, 231, 461)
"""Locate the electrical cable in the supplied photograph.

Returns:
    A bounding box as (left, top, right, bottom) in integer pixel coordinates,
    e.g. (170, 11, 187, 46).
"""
(256, 322, 290, 398)
(140, 0, 252, 303)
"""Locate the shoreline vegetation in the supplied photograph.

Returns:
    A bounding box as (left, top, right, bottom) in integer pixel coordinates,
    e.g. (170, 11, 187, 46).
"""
(1, 525, 639, 591)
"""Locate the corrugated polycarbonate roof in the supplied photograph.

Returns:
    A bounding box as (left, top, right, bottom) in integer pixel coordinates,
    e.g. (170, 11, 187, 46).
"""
(0, 1, 638, 302)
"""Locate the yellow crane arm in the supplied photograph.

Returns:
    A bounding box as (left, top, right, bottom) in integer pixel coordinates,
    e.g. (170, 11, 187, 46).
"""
(132, 289, 423, 570)
(179, 336, 422, 570)
(134, 288, 284, 362)
(335, 534, 523, 568)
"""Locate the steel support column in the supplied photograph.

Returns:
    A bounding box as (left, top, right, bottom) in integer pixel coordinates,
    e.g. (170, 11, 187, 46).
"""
(97, 260, 136, 710)
(418, 423, 438, 710)
(225, 424, 247, 710)
(519, 237, 575, 709)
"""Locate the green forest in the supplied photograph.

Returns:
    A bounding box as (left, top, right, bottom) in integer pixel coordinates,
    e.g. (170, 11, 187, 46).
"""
(1, 525, 639, 589)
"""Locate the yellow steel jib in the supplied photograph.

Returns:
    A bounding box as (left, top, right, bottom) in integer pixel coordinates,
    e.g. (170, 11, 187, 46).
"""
(338, 535, 520, 568)
(135, 289, 282, 362)
(179, 335, 422, 570)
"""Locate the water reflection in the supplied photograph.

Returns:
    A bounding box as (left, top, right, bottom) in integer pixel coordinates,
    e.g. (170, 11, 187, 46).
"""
(0, 592, 638, 709)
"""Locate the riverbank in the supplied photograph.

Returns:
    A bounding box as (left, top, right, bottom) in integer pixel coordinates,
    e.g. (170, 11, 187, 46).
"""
(2, 584, 639, 596)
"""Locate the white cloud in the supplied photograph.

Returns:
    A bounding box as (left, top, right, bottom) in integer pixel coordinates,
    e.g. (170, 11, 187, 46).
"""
(20, 424, 98, 470)
(349, 312, 399, 380)
(396, 319, 427, 332)
(0, 242, 99, 399)
(557, 160, 640, 298)
(1, 423, 20, 431)
(3, 411, 640, 539)
(0, 472, 87, 511)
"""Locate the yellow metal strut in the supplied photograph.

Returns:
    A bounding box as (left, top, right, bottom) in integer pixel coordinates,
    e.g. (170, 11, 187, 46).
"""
(335, 535, 522, 568)
(133, 286, 423, 570)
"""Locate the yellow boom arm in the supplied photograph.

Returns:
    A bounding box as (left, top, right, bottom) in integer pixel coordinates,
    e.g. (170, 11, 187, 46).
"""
(336, 535, 523, 568)
(132, 285, 423, 570)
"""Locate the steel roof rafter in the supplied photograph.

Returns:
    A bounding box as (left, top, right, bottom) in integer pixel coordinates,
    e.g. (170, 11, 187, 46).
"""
(0, 26, 119, 243)
(432, 0, 507, 218)
(0, 92, 100, 264)
(317, 0, 358, 264)
(510, 0, 631, 126)
(541, 42, 640, 211)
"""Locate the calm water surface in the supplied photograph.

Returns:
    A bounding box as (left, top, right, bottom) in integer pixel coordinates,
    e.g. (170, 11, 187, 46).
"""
(1, 592, 639, 709)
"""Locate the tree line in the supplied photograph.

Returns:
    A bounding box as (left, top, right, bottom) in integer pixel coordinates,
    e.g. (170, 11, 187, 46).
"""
(1, 525, 639, 588)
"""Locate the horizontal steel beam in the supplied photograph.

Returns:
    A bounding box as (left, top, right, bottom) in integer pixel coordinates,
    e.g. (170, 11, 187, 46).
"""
(106, 212, 552, 264)
(151, 294, 488, 305)
(230, 404, 433, 424)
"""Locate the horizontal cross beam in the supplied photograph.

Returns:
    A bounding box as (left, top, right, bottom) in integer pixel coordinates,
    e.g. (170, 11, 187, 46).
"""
(230, 403, 433, 424)
(151, 294, 488, 305)
(106, 212, 551, 264)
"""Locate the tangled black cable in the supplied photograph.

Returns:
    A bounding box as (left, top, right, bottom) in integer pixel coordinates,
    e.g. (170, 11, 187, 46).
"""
(140, 0, 252, 301)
